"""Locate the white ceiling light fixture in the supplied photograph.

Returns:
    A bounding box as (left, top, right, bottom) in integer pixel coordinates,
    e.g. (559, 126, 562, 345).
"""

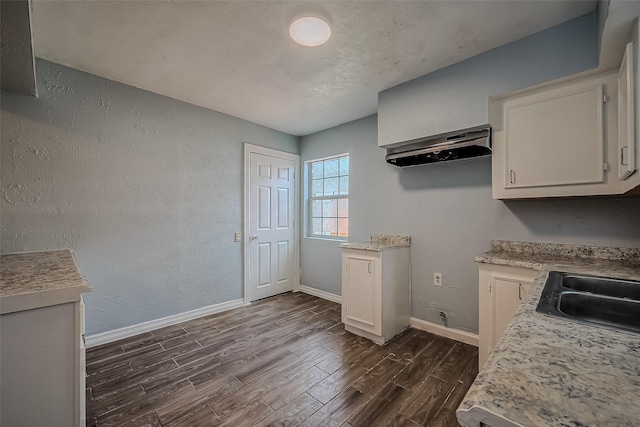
(289, 16, 331, 47)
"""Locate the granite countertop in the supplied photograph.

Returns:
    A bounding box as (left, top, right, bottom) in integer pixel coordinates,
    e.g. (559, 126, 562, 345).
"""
(1, 250, 92, 314)
(457, 240, 640, 427)
(340, 234, 411, 252)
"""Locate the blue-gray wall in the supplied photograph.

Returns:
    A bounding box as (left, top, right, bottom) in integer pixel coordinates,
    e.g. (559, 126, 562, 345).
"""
(1, 60, 299, 335)
(300, 12, 640, 333)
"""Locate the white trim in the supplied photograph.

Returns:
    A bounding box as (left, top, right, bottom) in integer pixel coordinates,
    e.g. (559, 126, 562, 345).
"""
(85, 299, 244, 348)
(243, 144, 301, 305)
(304, 152, 350, 240)
(298, 285, 342, 304)
(304, 236, 348, 243)
(297, 288, 477, 347)
(410, 317, 479, 347)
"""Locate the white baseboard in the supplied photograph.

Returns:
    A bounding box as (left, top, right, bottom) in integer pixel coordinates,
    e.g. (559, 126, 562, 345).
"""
(296, 288, 477, 347)
(85, 298, 244, 348)
(410, 317, 479, 347)
(298, 285, 342, 304)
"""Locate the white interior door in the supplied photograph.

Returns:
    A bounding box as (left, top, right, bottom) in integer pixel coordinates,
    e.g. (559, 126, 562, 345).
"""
(248, 151, 296, 301)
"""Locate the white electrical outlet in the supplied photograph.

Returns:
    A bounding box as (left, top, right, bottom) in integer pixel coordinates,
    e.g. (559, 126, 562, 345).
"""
(434, 272, 443, 286)
(234, 232, 241, 242)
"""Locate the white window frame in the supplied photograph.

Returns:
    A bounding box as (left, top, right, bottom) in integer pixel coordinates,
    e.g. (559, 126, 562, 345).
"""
(306, 153, 349, 241)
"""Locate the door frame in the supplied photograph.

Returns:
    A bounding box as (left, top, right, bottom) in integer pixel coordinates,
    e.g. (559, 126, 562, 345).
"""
(243, 143, 300, 305)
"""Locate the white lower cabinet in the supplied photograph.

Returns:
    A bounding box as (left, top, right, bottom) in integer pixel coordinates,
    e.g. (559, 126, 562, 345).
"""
(478, 264, 538, 368)
(341, 247, 411, 344)
(343, 255, 379, 335)
(0, 297, 86, 427)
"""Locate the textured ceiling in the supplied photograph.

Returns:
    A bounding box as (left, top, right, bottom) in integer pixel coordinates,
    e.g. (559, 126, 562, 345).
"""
(31, 1, 596, 136)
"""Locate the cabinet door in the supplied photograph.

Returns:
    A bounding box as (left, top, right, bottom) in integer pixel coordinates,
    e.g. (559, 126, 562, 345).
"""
(493, 278, 530, 345)
(618, 41, 637, 180)
(479, 265, 537, 369)
(504, 82, 605, 189)
(343, 255, 378, 333)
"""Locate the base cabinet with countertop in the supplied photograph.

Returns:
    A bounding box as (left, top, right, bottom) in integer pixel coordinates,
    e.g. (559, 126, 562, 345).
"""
(0, 250, 91, 427)
(458, 240, 640, 427)
(341, 235, 411, 345)
(478, 263, 538, 368)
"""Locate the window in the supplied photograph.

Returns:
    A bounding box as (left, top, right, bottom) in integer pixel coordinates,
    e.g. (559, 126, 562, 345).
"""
(307, 154, 349, 239)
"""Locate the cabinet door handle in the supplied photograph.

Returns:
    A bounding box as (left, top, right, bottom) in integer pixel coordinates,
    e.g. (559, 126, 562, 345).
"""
(368, 262, 371, 274)
(518, 283, 522, 300)
(509, 170, 515, 185)
(621, 146, 629, 166)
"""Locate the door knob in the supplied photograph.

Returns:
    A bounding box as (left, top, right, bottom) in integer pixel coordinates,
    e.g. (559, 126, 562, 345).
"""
(250, 235, 259, 241)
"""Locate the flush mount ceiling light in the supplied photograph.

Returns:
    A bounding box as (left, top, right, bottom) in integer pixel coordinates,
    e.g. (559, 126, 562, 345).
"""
(289, 16, 331, 46)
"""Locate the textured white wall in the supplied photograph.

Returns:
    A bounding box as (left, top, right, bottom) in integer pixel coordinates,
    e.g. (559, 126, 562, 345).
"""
(300, 13, 640, 334)
(1, 60, 298, 335)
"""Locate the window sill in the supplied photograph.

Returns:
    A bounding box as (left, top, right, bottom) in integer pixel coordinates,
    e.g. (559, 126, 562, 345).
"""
(305, 236, 348, 243)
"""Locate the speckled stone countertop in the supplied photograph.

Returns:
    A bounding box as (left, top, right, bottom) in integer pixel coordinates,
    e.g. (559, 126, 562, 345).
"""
(1, 250, 91, 314)
(340, 234, 411, 252)
(457, 240, 640, 427)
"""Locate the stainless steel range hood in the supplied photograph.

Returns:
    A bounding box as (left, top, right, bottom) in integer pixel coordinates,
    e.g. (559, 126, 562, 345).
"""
(385, 124, 491, 167)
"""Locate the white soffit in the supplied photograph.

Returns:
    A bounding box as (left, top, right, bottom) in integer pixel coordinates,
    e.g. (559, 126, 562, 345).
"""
(598, 0, 640, 70)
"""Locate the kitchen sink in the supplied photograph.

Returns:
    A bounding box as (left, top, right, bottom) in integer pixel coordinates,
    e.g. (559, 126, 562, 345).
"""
(536, 271, 640, 333)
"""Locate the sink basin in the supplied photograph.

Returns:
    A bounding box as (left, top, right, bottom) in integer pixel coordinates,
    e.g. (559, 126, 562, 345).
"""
(560, 274, 640, 300)
(536, 271, 640, 333)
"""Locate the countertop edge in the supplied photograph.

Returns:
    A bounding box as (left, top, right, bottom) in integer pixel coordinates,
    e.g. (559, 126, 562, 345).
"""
(1, 284, 91, 314)
(1, 249, 92, 314)
(340, 234, 412, 252)
(340, 243, 411, 252)
(474, 254, 545, 270)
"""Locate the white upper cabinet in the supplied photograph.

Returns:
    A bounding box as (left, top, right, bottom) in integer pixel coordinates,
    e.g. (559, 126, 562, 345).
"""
(504, 77, 606, 189)
(491, 71, 622, 199)
(490, 33, 640, 199)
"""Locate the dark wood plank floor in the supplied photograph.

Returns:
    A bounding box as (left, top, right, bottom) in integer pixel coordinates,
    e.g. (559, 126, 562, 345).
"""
(86, 292, 478, 427)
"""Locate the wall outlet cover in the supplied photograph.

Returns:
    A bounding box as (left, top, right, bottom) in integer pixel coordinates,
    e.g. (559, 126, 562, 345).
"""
(434, 272, 443, 286)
